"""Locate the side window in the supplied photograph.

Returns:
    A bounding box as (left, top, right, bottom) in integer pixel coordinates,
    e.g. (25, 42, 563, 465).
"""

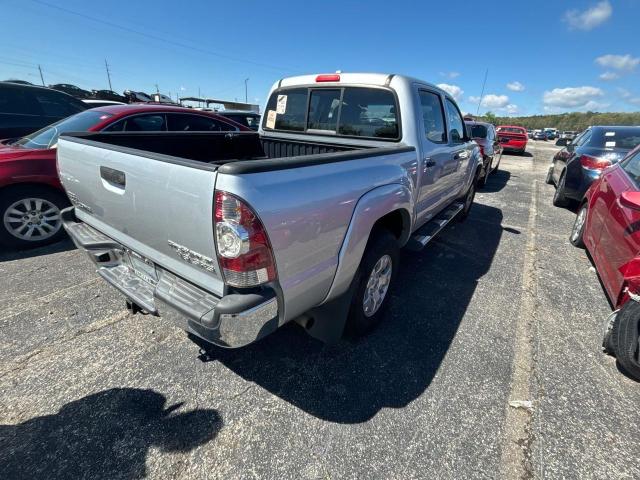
(167, 114, 237, 132)
(35, 91, 83, 117)
(575, 130, 591, 147)
(418, 90, 446, 143)
(444, 99, 465, 143)
(0, 87, 41, 115)
(622, 150, 640, 186)
(123, 114, 166, 131)
(102, 120, 124, 132)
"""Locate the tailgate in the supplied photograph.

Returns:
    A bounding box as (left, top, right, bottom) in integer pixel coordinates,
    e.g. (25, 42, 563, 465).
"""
(57, 137, 224, 297)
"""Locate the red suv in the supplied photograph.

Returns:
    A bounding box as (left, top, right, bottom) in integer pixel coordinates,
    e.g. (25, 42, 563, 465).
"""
(0, 105, 248, 248)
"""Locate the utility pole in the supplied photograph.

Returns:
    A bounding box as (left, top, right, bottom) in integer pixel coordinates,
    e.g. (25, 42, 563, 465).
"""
(244, 78, 249, 103)
(38, 65, 45, 86)
(104, 59, 113, 91)
(198, 87, 201, 108)
(155, 83, 159, 93)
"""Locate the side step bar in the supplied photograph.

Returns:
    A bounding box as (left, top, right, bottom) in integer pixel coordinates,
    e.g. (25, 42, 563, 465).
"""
(405, 202, 464, 251)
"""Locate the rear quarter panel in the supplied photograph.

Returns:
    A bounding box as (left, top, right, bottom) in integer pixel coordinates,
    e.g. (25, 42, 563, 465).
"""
(215, 149, 417, 322)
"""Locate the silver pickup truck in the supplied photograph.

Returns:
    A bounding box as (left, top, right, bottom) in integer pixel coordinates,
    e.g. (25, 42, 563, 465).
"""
(57, 73, 481, 348)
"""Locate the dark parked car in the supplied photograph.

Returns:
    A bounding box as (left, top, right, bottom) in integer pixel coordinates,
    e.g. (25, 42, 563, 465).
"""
(49, 83, 92, 99)
(218, 110, 261, 131)
(123, 90, 153, 103)
(546, 126, 640, 207)
(533, 130, 547, 140)
(568, 145, 640, 380)
(91, 89, 127, 103)
(3, 79, 33, 85)
(465, 120, 503, 186)
(0, 82, 87, 139)
(0, 104, 249, 248)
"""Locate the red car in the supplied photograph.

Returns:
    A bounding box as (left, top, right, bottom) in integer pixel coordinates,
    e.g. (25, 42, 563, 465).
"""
(496, 125, 528, 154)
(0, 105, 248, 248)
(570, 144, 640, 378)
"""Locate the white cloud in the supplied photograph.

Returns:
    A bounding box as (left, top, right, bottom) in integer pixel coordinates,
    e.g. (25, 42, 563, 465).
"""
(599, 71, 619, 81)
(439, 71, 460, 79)
(543, 86, 604, 110)
(468, 94, 510, 109)
(618, 88, 640, 107)
(506, 81, 525, 92)
(595, 54, 640, 71)
(564, 1, 612, 30)
(437, 83, 464, 101)
(505, 104, 519, 115)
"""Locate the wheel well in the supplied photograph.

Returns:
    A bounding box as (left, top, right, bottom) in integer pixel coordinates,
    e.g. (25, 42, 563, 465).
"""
(371, 209, 410, 244)
(0, 182, 67, 200)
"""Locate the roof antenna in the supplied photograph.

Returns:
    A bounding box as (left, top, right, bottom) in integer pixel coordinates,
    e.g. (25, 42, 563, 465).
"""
(476, 68, 488, 116)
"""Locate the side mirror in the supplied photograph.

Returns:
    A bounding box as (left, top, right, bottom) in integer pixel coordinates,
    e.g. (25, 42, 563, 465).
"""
(555, 138, 569, 147)
(450, 129, 462, 143)
(620, 191, 640, 211)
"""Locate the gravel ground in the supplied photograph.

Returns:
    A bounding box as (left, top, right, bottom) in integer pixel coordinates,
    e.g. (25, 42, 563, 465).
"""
(1, 140, 638, 479)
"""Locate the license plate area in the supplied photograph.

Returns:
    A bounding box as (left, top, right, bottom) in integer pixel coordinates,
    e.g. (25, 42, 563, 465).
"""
(500, 137, 510, 143)
(125, 249, 158, 285)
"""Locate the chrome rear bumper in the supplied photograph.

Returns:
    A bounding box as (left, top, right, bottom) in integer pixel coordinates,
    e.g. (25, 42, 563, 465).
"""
(61, 207, 279, 348)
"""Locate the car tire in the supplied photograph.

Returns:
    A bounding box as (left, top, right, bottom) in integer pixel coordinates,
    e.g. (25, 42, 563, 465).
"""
(613, 301, 640, 381)
(458, 179, 476, 222)
(345, 230, 399, 338)
(545, 166, 554, 185)
(602, 309, 620, 357)
(478, 157, 491, 188)
(0, 185, 69, 249)
(569, 202, 587, 248)
(552, 171, 570, 207)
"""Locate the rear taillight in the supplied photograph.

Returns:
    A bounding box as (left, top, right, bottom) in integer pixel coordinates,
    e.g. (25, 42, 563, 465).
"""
(315, 74, 340, 82)
(580, 154, 611, 170)
(214, 191, 277, 288)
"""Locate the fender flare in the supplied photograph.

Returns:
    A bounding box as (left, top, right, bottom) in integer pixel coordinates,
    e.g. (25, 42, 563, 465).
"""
(320, 183, 412, 305)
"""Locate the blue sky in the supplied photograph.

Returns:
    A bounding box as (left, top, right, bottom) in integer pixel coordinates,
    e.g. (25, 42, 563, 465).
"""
(1, 0, 638, 116)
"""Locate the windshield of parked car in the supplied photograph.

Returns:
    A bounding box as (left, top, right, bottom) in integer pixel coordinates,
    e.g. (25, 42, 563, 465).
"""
(470, 125, 487, 138)
(13, 110, 112, 149)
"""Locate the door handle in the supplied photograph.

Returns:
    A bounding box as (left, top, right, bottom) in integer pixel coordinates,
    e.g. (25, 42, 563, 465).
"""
(100, 166, 126, 187)
(425, 159, 436, 167)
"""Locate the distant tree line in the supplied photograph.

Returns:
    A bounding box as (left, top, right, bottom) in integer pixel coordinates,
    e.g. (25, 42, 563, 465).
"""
(476, 111, 640, 131)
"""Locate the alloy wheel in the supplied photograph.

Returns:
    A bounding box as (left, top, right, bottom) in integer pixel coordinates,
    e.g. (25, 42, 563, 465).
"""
(3, 197, 62, 242)
(363, 254, 392, 317)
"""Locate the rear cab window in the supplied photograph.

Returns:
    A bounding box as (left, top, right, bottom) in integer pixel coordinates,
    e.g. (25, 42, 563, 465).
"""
(263, 86, 400, 140)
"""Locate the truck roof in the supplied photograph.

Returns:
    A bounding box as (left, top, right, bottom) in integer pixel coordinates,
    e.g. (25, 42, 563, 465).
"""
(277, 72, 453, 101)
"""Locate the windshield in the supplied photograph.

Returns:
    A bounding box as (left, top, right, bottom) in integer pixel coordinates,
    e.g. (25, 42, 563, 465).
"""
(13, 110, 113, 149)
(470, 125, 487, 138)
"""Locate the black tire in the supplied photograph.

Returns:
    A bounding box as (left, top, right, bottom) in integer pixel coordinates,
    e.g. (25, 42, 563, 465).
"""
(458, 178, 476, 222)
(545, 166, 554, 185)
(602, 309, 620, 356)
(345, 230, 399, 338)
(614, 301, 640, 381)
(552, 171, 570, 207)
(478, 157, 491, 188)
(494, 154, 501, 172)
(0, 185, 70, 249)
(569, 202, 587, 248)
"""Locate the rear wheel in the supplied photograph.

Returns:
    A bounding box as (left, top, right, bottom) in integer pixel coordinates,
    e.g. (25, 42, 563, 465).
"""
(0, 186, 69, 249)
(545, 166, 554, 185)
(613, 301, 640, 381)
(345, 230, 399, 337)
(458, 179, 476, 222)
(552, 171, 570, 207)
(569, 203, 587, 248)
(478, 157, 492, 188)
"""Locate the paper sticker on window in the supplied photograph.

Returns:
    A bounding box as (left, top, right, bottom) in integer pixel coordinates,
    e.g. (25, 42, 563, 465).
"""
(605, 141, 616, 147)
(265, 110, 277, 129)
(276, 95, 287, 114)
(605, 132, 615, 137)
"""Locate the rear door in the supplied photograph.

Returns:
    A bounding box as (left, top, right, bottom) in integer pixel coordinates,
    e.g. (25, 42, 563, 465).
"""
(57, 136, 224, 296)
(444, 97, 474, 196)
(593, 152, 640, 302)
(415, 88, 454, 225)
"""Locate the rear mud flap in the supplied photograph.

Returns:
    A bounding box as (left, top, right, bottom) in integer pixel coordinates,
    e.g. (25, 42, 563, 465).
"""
(305, 280, 358, 344)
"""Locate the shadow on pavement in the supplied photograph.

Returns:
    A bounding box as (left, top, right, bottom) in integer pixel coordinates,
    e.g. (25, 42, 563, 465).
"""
(0, 388, 222, 479)
(482, 169, 511, 193)
(198, 203, 503, 423)
(0, 238, 75, 263)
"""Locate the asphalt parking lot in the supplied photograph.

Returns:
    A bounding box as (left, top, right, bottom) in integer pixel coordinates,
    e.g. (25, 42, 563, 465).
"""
(1, 140, 639, 480)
